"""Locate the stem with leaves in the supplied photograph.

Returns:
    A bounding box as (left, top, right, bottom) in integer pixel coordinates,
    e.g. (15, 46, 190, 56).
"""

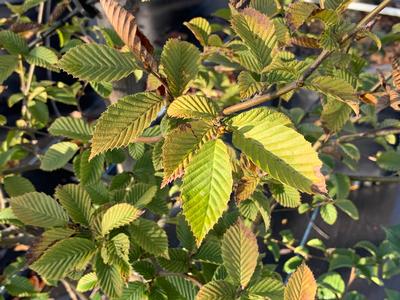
(222, 0, 392, 116)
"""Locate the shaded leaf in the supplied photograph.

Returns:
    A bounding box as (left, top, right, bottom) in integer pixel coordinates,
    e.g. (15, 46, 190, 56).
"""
(4, 175, 35, 197)
(161, 39, 200, 97)
(221, 220, 258, 288)
(40, 142, 78, 171)
(31, 237, 96, 280)
(48, 116, 93, 142)
(91, 92, 164, 159)
(11, 192, 68, 228)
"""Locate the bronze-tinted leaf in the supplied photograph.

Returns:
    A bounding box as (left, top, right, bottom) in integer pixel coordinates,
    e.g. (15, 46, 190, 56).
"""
(100, 0, 157, 72)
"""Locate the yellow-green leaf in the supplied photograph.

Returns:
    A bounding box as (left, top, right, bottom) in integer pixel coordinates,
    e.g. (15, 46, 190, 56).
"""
(167, 95, 219, 120)
(101, 203, 142, 236)
(182, 139, 233, 245)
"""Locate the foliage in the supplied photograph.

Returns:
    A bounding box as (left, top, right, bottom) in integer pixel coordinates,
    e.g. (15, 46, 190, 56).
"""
(0, 0, 399, 299)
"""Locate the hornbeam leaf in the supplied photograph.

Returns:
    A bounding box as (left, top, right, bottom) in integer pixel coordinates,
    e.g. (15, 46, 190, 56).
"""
(250, 0, 280, 17)
(286, 2, 317, 31)
(161, 39, 201, 97)
(182, 139, 233, 245)
(59, 44, 138, 82)
(100, 0, 157, 72)
(231, 8, 277, 72)
(221, 220, 258, 288)
(306, 76, 358, 108)
(269, 181, 301, 208)
(120, 282, 148, 300)
(25, 46, 58, 71)
(95, 254, 124, 298)
(90, 92, 164, 159)
(29, 227, 76, 262)
(30, 237, 96, 280)
(4, 175, 35, 197)
(162, 121, 214, 187)
(130, 218, 169, 258)
(75, 150, 105, 186)
(0, 30, 29, 55)
(195, 280, 236, 300)
(321, 97, 352, 133)
(0, 55, 18, 83)
(165, 275, 198, 300)
(40, 142, 78, 171)
(55, 184, 93, 226)
(284, 264, 317, 300)
(184, 17, 211, 46)
(230, 108, 326, 194)
(248, 277, 285, 300)
(167, 95, 219, 120)
(76, 272, 97, 292)
(238, 71, 267, 98)
(11, 192, 69, 228)
(101, 203, 142, 236)
(321, 0, 352, 12)
(48, 116, 93, 142)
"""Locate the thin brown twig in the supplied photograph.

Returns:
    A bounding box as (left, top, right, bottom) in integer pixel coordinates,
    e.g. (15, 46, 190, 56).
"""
(221, 0, 392, 116)
(335, 127, 400, 144)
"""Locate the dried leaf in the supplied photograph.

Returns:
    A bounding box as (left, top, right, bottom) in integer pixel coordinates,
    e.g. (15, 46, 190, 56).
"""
(100, 0, 157, 72)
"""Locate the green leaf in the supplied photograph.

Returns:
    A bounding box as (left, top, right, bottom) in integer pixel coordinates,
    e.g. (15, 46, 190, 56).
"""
(182, 139, 233, 245)
(11, 192, 69, 228)
(90, 81, 112, 98)
(284, 264, 317, 300)
(48, 116, 93, 142)
(76, 272, 97, 292)
(230, 108, 326, 194)
(74, 150, 105, 186)
(125, 183, 157, 208)
(231, 8, 277, 73)
(196, 280, 236, 300)
(167, 95, 219, 120)
(4, 175, 35, 197)
(59, 44, 138, 82)
(238, 71, 266, 98)
(221, 220, 258, 288)
(0, 55, 18, 83)
(247, 277, 284, 300)
(128, 143, 145, 160)
(90, 92, 164, 159)
(162, 121, 214, 186)
(377, 151, 400, 171)
(95, 254, 124, 298)
(321, 98, 352, 133)
(321, 0, 352, 11)
(317, 272, 345, 300)
(40, 142, 78, 171)
(101, 203, 142, 236)
(25, 46, 58, 71)
(184, 17, 211, 46)
(0, 207, 23, 226)
(160, 39, 201, 97)
(286, 2, 317, 31)
(269, 182, 301, 208)
(101, 233, 131, 275)
(320, 204, 338, 225)
(158, 249, 189, 273)
(165, 275, 198, 300)
(30, 228, 76, 262)
(335, 199, 359, 220)
(250, 0, 279, 17)
(55, 184, 93, 226)
(130, 218, 169, 258)
(306, 76, 358, 108)
(31, 237, 96, 280)
(0, 30, 29, 55)
(120, 282, 148, 300)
